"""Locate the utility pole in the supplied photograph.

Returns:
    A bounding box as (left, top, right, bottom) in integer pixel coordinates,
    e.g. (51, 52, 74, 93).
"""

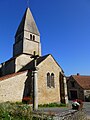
(31, 51, 39, 110)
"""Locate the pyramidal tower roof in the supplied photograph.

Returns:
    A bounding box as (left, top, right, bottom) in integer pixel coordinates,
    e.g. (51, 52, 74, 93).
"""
(15, 7, 40, 37)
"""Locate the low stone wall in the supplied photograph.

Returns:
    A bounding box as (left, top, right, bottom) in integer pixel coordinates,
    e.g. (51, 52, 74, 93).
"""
(33, 110, 87, 120)
(53, 110, 87, 120)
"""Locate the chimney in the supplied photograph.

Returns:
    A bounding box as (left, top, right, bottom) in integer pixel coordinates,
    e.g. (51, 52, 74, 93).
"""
(77, 73, 80, 76)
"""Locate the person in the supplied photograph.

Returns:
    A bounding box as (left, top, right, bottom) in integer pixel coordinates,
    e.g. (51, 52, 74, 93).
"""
(72, 99, 80, 110)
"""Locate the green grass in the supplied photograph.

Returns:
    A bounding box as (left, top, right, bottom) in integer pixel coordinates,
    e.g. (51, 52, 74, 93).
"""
(39, 102, 67, 108)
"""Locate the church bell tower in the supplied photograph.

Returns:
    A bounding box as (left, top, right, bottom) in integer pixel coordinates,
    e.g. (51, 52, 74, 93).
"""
(13, 7, 41, 57)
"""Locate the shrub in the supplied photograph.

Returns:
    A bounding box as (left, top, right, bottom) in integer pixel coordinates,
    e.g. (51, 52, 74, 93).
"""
(39, 102, 66, 108)
(22, 97, 33, 104)
(0, 102, 32, 120)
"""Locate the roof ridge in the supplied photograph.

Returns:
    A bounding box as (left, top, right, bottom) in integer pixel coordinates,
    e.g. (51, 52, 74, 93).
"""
(72, 75, 90, 77)
(37, 54, 50, 65)
(39, 54, 50, 58)
(37, 54, 64, 73)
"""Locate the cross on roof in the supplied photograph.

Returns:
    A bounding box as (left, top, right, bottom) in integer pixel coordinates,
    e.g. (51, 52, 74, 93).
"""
(31, 51, 39, 70)
(31, 51, 39, 60)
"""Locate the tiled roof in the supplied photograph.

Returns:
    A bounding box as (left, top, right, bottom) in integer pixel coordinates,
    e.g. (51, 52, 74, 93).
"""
(18, 54, 50, 71)
(18, 54, 64, 72)
(37, 54, 50, 65)
(0, 54, 64, 81)
(72, 75, 90, 90)
(0, 71, 28, 81)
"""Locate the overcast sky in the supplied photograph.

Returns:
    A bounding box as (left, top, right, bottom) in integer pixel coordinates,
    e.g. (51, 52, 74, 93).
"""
(0, 0, 90, 76)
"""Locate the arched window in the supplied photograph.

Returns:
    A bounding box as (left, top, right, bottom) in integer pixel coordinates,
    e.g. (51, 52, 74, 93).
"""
(47, 73, 51, 88)
(30, 34, 32, 40)
(51, 73, 55, 88)
(33, 35, 35, 41)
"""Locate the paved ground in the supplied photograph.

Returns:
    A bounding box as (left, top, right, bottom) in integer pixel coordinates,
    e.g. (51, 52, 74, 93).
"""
(38, 102, 90, 119)
(83, 102, 90, 119)
(39, 107, 70, 114)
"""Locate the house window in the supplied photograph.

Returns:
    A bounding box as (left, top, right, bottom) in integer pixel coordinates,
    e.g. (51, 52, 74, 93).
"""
(51, 73, 55, 87)
(71, 81, 75, 87)
(47, 73, 51, 88)
(33, 35, 35, 41)
(30, 34, 32, 40)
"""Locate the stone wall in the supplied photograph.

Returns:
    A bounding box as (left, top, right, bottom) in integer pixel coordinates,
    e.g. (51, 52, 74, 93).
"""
(13, 40, 23, 56)
(33, 110, 87, 120)
(67, 77, 84, 100)
(1, 59, 15, 76)
(15, 54, 32, 72)
(0, 53, 33, 76)
(24, 31, 40, 43)
(13, 30, 41, 57)
(53, 110, 87, 120)
(23, 30, 41, 56)
(0, 71, 28, 103)
(23, 39, 41, 56)
(37, 55, 63, 104)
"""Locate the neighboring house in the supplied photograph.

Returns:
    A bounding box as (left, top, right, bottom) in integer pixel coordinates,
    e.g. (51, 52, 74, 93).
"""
(0, 7, 68, 104)
(67, 74, 90, 101)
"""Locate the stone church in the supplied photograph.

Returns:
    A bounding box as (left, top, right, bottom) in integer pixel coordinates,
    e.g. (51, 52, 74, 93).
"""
(0, 7, 68, 105)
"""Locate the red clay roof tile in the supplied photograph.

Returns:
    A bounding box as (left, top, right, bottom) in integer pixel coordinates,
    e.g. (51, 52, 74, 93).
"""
(72, 75, 90, 90)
